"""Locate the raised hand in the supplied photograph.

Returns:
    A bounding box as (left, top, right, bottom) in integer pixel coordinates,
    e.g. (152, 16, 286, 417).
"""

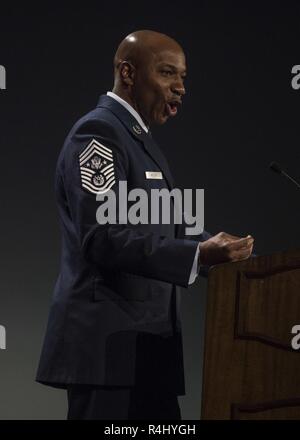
(199, 232, 254, 266)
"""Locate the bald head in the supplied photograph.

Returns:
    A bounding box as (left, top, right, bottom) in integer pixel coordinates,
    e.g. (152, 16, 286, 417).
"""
(112, 30, 186, 126)
(113, 30, 184, 72)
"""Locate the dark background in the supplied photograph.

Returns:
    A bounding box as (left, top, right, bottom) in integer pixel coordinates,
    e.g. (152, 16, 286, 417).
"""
(0, 0, 300, 419)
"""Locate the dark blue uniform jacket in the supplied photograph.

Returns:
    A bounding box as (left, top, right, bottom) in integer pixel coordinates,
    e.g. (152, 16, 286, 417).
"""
(36, 94, 211, 395)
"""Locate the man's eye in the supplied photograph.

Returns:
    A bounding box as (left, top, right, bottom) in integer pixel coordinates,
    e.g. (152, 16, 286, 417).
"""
(161, 70, 173, 76)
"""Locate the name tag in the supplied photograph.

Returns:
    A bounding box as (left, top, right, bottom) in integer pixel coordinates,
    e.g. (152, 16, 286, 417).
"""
(145, 171, 163, 179)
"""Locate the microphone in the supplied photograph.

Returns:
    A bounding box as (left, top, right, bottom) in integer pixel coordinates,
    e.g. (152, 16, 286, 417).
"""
(269, 161, 300, 190)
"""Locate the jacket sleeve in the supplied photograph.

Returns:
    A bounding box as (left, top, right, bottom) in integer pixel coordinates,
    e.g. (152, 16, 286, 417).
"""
(175, 204, 213, 278)
(61, 118, 199, 288)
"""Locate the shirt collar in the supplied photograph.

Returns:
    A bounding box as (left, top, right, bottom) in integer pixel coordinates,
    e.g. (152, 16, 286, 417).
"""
(106, 91, 149, 133)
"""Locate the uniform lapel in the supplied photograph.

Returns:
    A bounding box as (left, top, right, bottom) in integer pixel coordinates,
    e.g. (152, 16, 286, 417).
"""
(138, 131, 174, 190)
(97, 95, 174, 190)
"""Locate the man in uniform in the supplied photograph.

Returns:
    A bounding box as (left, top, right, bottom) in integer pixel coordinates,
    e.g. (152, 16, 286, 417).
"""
(36, 30, 254, 419)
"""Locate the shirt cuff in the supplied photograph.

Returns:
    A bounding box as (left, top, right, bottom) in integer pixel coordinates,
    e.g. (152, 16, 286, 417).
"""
(188, 242, 201, 285)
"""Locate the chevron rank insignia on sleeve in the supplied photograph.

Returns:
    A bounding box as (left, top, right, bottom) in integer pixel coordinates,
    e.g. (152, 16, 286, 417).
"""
(79, 139, 116, 194)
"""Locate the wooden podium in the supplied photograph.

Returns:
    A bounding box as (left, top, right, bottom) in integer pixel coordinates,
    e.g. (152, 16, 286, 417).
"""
(201, 248, 300, 420)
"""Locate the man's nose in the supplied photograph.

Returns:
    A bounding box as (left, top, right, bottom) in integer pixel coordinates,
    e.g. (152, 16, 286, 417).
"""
(172, 79, 185, 97)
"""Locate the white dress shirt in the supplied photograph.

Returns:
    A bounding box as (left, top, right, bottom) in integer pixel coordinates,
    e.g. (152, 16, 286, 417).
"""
(107, 91, 200, 285)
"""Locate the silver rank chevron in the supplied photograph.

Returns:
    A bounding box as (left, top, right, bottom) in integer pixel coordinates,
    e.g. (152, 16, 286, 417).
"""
(79, 138, 115, 194)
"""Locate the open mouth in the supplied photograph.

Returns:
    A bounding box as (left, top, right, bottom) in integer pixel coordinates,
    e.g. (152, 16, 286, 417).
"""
(166, 101, 179, 117)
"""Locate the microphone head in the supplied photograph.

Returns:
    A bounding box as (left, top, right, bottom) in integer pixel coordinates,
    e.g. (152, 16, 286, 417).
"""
(269, 161, 282, 174)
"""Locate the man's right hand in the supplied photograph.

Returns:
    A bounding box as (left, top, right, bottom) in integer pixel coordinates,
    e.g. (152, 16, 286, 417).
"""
(199, 232, 254, 266)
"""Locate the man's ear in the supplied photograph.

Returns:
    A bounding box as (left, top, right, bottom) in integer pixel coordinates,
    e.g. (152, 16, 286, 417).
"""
(119, 61, 135, 86)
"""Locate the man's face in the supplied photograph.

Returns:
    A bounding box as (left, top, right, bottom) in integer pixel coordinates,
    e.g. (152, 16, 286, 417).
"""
(133, 47, 186, 125)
